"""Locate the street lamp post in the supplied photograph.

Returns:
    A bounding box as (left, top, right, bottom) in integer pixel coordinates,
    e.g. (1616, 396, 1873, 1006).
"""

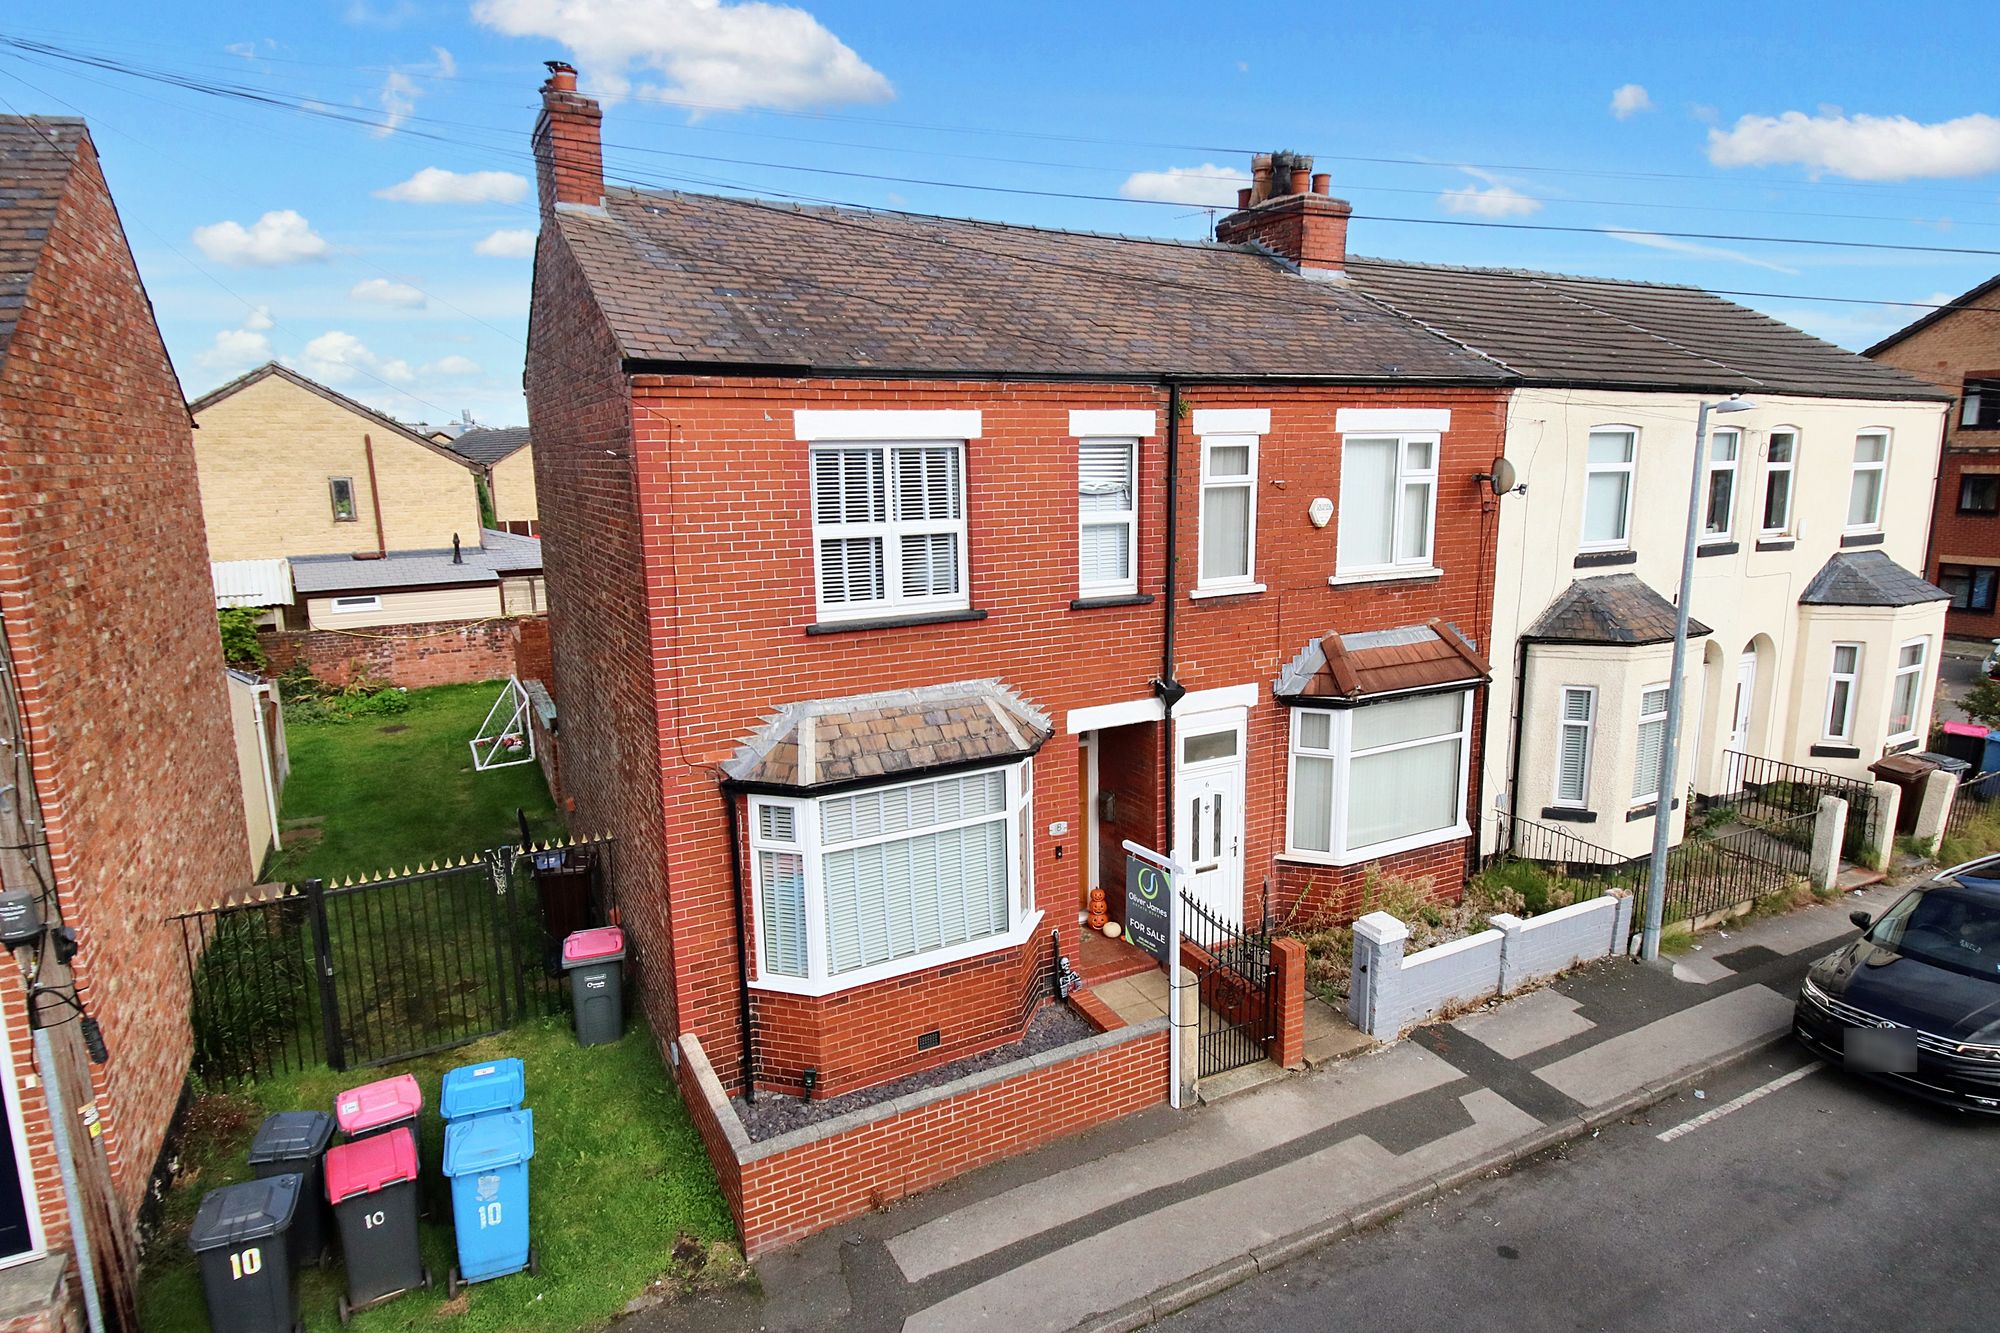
(1640, 396, 1756, 962)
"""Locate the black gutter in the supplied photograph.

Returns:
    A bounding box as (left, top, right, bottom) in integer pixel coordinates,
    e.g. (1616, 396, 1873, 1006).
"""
(721, 787, 756, 1104)
(1154, 382, 1187, 854)
(1506, 634, 1530, 858)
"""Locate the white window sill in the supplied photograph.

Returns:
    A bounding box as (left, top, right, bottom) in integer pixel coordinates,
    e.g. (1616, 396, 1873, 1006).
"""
(1189, 582, 1266, 600)
(748, 909, 1044, 998)
(1277, 822, 1470, 868)
(1327, 566, 1443, 588)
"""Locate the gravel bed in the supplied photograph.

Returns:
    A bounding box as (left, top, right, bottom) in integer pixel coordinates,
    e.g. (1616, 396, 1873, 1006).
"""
(731, 1003, 1099, 1142)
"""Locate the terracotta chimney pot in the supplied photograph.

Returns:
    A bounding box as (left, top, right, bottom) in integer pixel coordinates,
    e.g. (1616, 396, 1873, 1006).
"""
(1288, 167, 1311, 195)
(1312, 173, 1331, 195)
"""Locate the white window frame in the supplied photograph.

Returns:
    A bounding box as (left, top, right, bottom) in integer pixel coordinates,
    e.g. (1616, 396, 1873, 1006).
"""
(1283, 690, 1473, 865)
(1555, 686, 1595, 808)
(1700, 427, 1740, 541)
(1887, 637, 1928, 744)
(1760, 427, 1798, 536)
(808, 440, 970, 621)
(745, 762, 1042, 997)
(1824, 642, 1862, 742)
(1846, 429, 1891, 534)
(1193, 433, 1262, 597)
(1631, 684, 1670, 804)
(1581, 426, 1638, 553)
(1333, 432, 1441, 580)
(1077, 436, 1139, 598)
(328, 595, 381, 613)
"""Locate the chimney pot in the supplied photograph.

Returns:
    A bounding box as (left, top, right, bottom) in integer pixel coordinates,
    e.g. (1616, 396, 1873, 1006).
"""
(1288, 167, 1311, 195)
(1215, 149, 1351, 273)
(1312, 172, 1331, 196)
(534, 60, 604, 211)
(543, 60, 577, 92)
(1236, 187, 1252, 209)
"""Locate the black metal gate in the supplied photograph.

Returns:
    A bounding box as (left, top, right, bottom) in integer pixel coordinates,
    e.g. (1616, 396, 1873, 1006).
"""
(1178, 889, 1276, 1077)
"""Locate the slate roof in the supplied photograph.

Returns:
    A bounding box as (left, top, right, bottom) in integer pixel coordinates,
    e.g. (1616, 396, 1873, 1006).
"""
(722, 680, 1051, 790)
(1865, 272, 2000, 358)
(289, 528, 542, 594)
(1522, 574, 1711, 646)
(550, 188, 1507, 382)
(450, 426, 532, 466)
(1346, 258, 1948, 402)
(1276, 621, 1489, 703)
(1797, 551, 1948, 608)
(0, 117, 86, 368)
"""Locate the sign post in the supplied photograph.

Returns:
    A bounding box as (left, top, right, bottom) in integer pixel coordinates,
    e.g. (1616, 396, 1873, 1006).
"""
(1122, 840, 1187, 1110)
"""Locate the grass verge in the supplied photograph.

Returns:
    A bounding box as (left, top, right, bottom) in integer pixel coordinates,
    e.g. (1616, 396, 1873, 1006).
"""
(140, 1017, 739, 1333)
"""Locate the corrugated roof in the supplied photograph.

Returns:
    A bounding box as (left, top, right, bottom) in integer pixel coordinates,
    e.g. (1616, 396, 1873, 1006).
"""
(211, 558, 294, 608)
(289, 529, 542, 594)
(1276, 620, 1489, 702)
(1798, 551, 1948, 608)
(451, 426, 532, 465)
(1523, 574, 1711, 645)
(722, 680, 1051, 790)
(551, 188, 1507, 382)
(1346, 258, 1949, 402)
(0, 117, 85, 368)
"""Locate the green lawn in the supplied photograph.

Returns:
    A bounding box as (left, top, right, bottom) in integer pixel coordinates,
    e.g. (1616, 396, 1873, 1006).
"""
(265, 682, 561, 884)
(139, 1017, 740, 1333)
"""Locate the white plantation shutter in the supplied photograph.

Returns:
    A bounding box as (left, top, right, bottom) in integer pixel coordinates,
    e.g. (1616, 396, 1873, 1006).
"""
(1632, 688, 1669, 802)
(1079, 440, 1137, 591)
(818, 537, 885, 606)
(811, 442, 966, 615)
(813, 449, 886, 524)
(1557, 688, 1593, 805)
(758, 851, 808, 976)
(899, 532, 960, 599)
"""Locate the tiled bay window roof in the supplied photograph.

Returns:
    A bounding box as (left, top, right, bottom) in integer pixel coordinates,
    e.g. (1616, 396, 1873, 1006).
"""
(723, 680, 1052, 791)
(1276, 621, 1490, 703)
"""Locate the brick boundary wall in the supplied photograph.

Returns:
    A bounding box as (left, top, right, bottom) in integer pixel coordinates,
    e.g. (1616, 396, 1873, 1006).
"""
(262, 614, 544, 690)
(679, 1017, 1169, 1257)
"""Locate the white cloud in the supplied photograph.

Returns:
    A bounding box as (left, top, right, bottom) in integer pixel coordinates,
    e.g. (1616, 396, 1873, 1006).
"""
(350, 277, 427, 309)
(422, 354, 482, 377)
(375, 168, 529, 205)
(1603, 228, 1798, 274)
(376, 71, 419, 137)
(1610, 84, 1653, 120)
(431, 46, 457, 79)
(300, 330, 413, 386)
(196, 306, 275, 375)
(1439, 183, 1541, 218)
(191, 210, 329, 266)
(1707, 110, 2000, 181)
(471, 0, 893, 111)
(474, 228, 537, 259)
(1119, 163, 1251, 207)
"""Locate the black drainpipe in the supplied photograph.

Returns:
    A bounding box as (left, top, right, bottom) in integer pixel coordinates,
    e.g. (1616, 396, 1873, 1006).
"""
(1154, 382, 1187, 852)
(721, 786, 756, 1104)
(1506, 635, 1532, 857)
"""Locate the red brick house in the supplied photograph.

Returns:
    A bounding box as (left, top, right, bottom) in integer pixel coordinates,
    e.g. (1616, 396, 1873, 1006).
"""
(0, 117, 253, 1327)
(1867, 274, 2000, 638)
(525, 69, 1508, 1249)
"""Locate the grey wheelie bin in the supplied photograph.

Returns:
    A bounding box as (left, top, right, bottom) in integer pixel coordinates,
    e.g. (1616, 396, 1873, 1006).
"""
(561, 926, 625, 1046)
(189, 1173, 304, 1333)
(246, 1111, 335, 1266)
(324, 1126, 430, 1324)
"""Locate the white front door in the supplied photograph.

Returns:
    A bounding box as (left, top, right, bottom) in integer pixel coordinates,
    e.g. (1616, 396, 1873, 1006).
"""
(1175, 713, 1245, 929)
(1729, 653, 1756, 752)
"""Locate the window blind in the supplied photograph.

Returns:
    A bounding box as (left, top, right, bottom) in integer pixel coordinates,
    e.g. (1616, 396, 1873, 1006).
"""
(824, 820, 1007, 974)
(1632, 688, 1668, 801)
(1557, 688, 1593, 805)
(1080, 441, 1135, 588)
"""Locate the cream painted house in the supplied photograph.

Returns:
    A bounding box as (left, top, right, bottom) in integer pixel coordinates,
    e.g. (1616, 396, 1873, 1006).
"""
(449, 426, 538, 534)
(1349, 261, 1953, 859)
(191, 361, 483, 563)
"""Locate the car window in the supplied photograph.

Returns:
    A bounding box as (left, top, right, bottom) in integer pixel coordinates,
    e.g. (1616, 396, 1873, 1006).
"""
(1868, 886, 2000, 979)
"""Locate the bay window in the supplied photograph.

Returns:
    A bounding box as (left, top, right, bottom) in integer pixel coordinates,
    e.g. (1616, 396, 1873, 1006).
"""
(1582, 428, 1637, 551)
(810, 441, 968, 619)
(1632, 685, 1670, 803)
(1888, 639, 1927, 742)
(1760, 429, 1796, 534)
(1078, 438, 1138, 596)
(1555, 686, 1595, 807)
(748, 763, 1037, 992)
(1701, 428, 1739, 540)
(1287, 691, 1471, 862)
(1336, 433, 1439, 577)
(1846, 431, 1889, 532)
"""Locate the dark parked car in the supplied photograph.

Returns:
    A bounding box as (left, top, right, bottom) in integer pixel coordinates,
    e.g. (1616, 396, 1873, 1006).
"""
(1794, 858, 2000, 1114)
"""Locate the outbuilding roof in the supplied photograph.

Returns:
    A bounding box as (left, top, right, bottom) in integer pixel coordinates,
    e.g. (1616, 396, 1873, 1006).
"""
(289, 529, 542, 595)
(1797, 551, 1949, 608)
(722, 680, 1051, 790)
(450, 426, 532, 466)
(1523, 574, 1710, 646)
(0, 117, 86, 368)
(550, 188, 1507, 382)
(1276, 621, 1489, 703)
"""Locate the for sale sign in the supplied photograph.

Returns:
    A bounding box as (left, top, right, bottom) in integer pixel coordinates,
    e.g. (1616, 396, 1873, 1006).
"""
(1126, 854, 1172, 965)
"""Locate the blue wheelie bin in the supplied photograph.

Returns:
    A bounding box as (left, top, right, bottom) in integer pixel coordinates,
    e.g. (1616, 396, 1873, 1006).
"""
(440, 1058, 525, 1123)
(442, 1108, 537, 1295)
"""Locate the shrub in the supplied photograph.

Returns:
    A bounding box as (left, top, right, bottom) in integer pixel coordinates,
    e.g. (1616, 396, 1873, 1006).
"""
(216, 608, 267, 671)
(1961, 678, 2000, 730)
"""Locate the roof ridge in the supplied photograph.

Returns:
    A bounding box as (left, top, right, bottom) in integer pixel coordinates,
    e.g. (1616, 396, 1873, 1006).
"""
(190, 361, 482, 469)
(1348, 254, 1706, 294)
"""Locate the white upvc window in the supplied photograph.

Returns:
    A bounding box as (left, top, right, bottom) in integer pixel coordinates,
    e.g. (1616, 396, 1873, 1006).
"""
(1555, 686, 1595, 807)
(1825, 643, 1861, 742)
(1336, 433, 1439, 577)
(809, 441, 968, 620)
(747, 762, 1039, 994)
(1701, 428, 1740, 541)
(1846, 430, 1890, 533)
(1196, 435, 1259, 594)
(1286, 690, 1472, 864)
(1078, 438, 1138, 596)
(1888, 638, 1928, 742)
(1631, 685, 1670, 803)
(328, 595, 381, 613)
(1581, 427, 1637, 551)
(1760, 428, 1797, 535)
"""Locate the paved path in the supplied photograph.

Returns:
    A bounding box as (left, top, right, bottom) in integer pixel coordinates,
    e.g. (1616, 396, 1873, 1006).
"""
(624, 880, 1908, 1333)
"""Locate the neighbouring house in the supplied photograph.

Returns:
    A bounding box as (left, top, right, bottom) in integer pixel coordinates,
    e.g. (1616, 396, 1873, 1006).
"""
(451, 426, 539, 534)
(1865, 274, 2000, 640)
(190, 362, 548, 687)
(526, 68, 1511, 1252)
(1348, 261, 1951, 859)
(0, 115, 254, 1329)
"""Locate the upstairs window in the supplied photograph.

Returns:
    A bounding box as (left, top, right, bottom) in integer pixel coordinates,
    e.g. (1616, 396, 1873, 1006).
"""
(329, 476, 358, 522)
(1555, 687, 1595, 807)
(1701, 429, 1740, 541)
(1632, 685, 1670, 803)
(1940, 565, 1998, 614)
(1078, 439, 1138, 596)
(1337, 434, 1439, 576)
(1197, 436, 1258, 592)
(1963, 378, 2000, 431)
(1760, 429, 1797, 534)
(1582, 428, 1637, 551)
(1847, 431, 1889, 532)
(810, 442, 968, 619)
(1959, 474, 2000, 516)
(1889, 638, 1928, 741)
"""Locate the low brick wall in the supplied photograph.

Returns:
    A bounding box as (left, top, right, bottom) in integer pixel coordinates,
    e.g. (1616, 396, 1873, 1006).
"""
(679, 1015, 1169, 1257)
(263, 614, 544, 689)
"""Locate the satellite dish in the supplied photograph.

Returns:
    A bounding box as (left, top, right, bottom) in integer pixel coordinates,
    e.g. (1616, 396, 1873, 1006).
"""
(1477, 456, 1520, 496)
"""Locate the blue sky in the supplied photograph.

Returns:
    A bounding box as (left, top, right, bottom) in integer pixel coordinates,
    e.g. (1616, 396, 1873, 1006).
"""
(5, 1, 1997, 427)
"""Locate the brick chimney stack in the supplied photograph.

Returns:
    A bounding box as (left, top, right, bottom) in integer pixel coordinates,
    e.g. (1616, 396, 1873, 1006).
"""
(1214, 150, 1351, 274)
(533, 60, 604, 212)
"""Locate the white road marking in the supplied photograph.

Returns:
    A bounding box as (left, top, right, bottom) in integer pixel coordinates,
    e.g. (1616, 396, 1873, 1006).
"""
(1655, 1061, 1824, 1144)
